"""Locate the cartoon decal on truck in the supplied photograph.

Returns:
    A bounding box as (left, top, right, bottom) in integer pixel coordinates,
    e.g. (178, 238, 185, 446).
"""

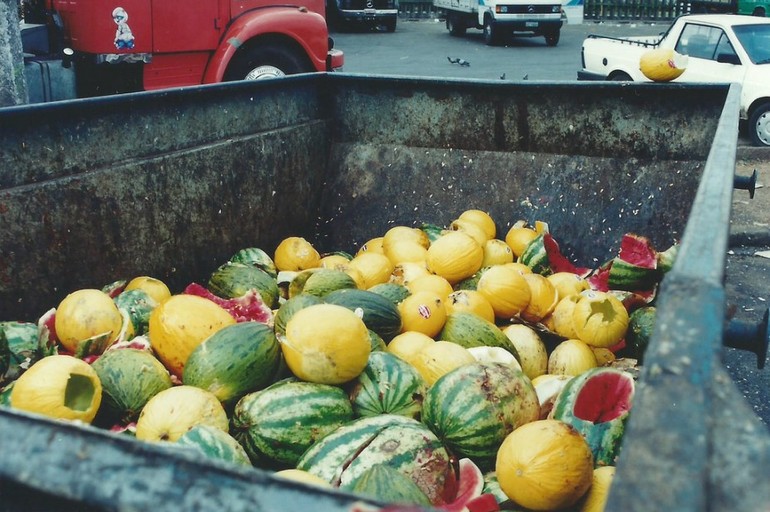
(112, 7, 135, 50)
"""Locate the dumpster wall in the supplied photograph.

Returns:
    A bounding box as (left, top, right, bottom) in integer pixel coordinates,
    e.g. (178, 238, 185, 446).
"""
(0, 75, 728, 322)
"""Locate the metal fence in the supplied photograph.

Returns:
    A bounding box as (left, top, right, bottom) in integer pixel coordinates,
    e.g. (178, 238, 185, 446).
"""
(398, 0, 690, 21)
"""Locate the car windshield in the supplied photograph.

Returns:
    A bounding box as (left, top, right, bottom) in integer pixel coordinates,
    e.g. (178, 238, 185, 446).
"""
(732, 24, 770, 64)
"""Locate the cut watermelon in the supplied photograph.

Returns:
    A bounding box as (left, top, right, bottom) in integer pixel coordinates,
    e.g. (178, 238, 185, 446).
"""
(184, 283, 272, 324)
(439, 459, 500, 512)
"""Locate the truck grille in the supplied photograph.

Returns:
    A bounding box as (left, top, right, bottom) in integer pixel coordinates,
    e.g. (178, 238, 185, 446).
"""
(338, 0, 395, 9)
(501, 4, 560, 13)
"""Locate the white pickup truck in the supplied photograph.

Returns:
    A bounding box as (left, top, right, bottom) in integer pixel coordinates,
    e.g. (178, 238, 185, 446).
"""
(578, 14, 770, 146)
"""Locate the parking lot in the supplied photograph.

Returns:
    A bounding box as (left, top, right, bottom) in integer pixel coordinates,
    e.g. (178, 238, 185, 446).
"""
(332, 17, 670, 80)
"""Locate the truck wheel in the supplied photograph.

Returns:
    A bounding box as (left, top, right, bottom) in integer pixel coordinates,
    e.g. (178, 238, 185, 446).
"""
(749, 103, 770, 146)
(447, 14, 466, 36)
(483, 17, 500, 46)
(224, 43, 312, 81)
(544, 29, 560, 47)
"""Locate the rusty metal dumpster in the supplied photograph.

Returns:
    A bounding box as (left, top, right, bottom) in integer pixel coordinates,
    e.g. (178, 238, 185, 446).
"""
(0, 74, 768, 511)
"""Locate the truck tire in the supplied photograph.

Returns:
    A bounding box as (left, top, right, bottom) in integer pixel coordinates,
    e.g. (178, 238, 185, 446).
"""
(749, 102, 770, 146)
(447, 13, 466, 36)
(224, 43, 312, 81)
(544, 29, 560, 47)
(483, 16, 500, 46)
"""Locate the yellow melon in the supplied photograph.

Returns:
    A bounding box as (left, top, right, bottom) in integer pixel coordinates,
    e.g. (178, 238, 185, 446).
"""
(274, 236, 321, 271)
(476, 264, 531, 319)
(640, 48, 688, 82)
(426, 231, 484, 284)
(398, 290, 447, 338)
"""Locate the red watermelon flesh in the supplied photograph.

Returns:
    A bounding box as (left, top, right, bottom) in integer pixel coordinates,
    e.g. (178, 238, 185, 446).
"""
(573, 371, 634, 423)
(184, 283, 272, 324)
(618, 233, 657, 269)
(543, 234, 591, 276)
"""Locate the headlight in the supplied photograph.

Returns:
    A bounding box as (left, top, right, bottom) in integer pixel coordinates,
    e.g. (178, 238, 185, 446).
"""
(552, 5, 561, 12)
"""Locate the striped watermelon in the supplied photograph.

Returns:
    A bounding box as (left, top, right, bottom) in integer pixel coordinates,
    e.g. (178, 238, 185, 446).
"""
(229, 247, 278, 279)
(113, 289, 157, 337)
(519, 233, 590, 276)
(273, 293, 324, 336)
(208, 262, 280, 308)
(439, 312, 520, 361)
(422, 362, 539, 470)
(291, 268, 358, 298)
(175, 424, 252, 467)
(368, 283, 411, 306)
(231, 378, 354, 468)
(297, 414, 455, 506)
(1, 321, 45, 385)
(348, 351, 426, 420)
(549, 367, 635, 467)
(182, 321, 282, 406)
(349, 464, 431, 506)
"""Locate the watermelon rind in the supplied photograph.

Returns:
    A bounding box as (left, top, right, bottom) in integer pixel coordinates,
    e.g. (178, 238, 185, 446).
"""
(549, 367, 635, 467)
(232, 378, 355, 468)
(296, 268, 358, 298)
(0, 321, 43, 385)
(368, 283, 411, 306)
(348, 351, 426, 420)
(230, 247, 278, 279)
(114, 289, 158, 336)
(182, 322, 282, 406)
(297, 414, 453, 506)
(175, 424, 252, 467)
(348, 464, 432, 506)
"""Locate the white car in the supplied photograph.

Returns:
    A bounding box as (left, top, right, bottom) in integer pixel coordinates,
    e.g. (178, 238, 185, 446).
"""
(578, 14, 770, 146)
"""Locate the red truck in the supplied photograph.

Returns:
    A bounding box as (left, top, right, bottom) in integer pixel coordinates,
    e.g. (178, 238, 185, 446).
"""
(21, 0, 344, 99)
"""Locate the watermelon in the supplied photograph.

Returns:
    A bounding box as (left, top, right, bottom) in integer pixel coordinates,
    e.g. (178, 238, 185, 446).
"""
(422, 362, 539, 470)
(0, 321, 47, 385)
(348, 351, 426, 420)
(114, 289, 158, 336)
(0, 328, 9, 381)
(175, 424, 252, 467)
(273, 293, 324, 336)
(184, 283, 272, 323)
(182, 321, 282, 406)
(454, 269, 485, 291)
(549, 367, 635, 466)
(323, 288, 403, 342)
(229, 247, 278, 279)
(207, 262, 280, 308)
(439, 312, 520, 361)
(367, 330, 387, 352)
(519, 233, 591, 277)
(231, 378, 355, 468)
(439, 458, 500, 512)
(348, 464, 432, 506)
(0, 382, 13, 407)
(421, 223, 445, 242)
(619, 306, 656, 364)
(296, 414, 455, 506)
(91, 347, 173, 426)
(657, 242, 679, 273)
(289, 268, 357, 298)
(607, 234, 659, 291)
(368, 282, 411, 306)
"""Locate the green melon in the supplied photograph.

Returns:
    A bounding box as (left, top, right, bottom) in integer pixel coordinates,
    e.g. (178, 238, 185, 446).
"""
(323, 288, 403, 342)
(453, 269, 485, 291)
(114, 289, 158, 336)
(182, 321, 281, 406)
(549, 367, 635, 467)
(349, 351, 426, 420)
(367, 330, 387, 352)
(230, 247, 278, 279)
(208, 262, 280, 308)
(349, 464, 431, 506)
(175, 424, 252, 467)
(439, 312, 520, 361)
(422, 362, 539, 470)
(231, 378, 355, 468)
(91, 348, 173, 425)
(296, 414, 454, 506)
(273, 293, 324, 336)
(368, 282, 411, 306)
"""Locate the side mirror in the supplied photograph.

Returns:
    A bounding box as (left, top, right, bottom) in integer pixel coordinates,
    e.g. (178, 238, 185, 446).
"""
(717, 53, 741, 65)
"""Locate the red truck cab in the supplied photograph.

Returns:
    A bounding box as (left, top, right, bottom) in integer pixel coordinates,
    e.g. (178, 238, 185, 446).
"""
(48, 0, 343, 95)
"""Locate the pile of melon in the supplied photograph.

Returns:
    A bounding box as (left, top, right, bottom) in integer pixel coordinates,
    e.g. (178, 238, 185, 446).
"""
(0, 209, 672, 511)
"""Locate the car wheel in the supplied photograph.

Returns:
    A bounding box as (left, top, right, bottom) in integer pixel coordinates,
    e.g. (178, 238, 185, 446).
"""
(544, 29, 560, 47)
(483, 17, 499, 46)
(447, 14, 466, 36)
(224, 43, 311, 81)
(749, 102, 770, 146)
(608, 71, 633, 81)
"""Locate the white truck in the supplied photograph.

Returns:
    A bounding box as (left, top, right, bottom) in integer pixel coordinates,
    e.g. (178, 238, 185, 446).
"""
(578, 14, 770, 146)
(433, 0, 564, 46)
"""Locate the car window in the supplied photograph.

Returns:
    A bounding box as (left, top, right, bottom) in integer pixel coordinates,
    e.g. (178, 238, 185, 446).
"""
(675, 24, 726, 61)
(733, 24, 770, 64)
